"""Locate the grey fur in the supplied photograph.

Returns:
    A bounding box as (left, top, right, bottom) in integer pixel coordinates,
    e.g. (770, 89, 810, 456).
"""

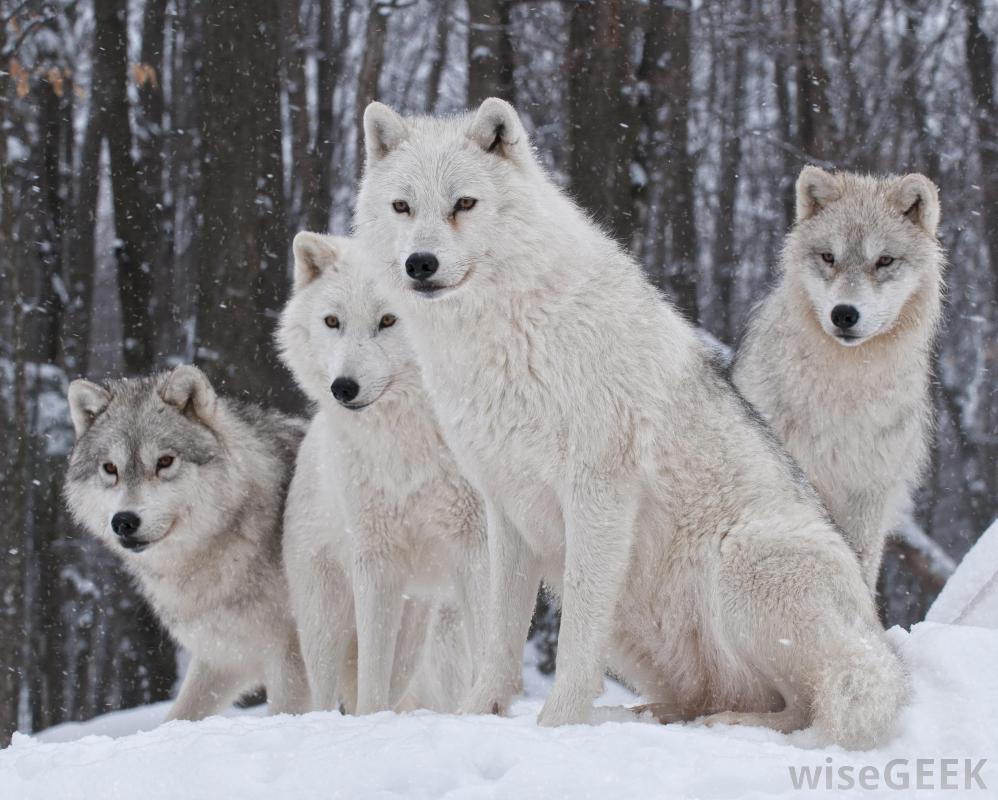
(733, 167, 944, 590)
(64, 365, 310, 721)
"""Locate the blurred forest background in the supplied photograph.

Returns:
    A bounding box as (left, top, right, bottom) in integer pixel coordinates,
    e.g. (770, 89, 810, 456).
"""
(1, 0, 996, 745)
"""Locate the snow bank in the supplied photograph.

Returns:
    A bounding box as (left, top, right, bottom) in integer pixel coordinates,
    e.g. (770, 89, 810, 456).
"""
(3, 623, 995, 799)
(928, 518, 998, 628)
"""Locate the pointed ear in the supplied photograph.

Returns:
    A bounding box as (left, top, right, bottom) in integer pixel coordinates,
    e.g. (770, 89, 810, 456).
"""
(160, 365, 218, 425)
(363, 101, 408, 163)
(468, 97, 526, 160)
(891, 173, 940, 237)
(795, 166, 843, 222)
(68, 380, 111, 438)
(292, 232, 343, 290)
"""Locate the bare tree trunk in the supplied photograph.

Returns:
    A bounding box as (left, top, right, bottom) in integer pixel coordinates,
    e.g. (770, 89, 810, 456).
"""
(425, 0, 451, 112)
(467, 0, 515, 106)
(794, 0, 832, 160)
(308, 0, 338, 230)
(94, 0, 158, 376)
(636, 0, 697, 319)
(566, 0, 640, 243)
(196, 0, 290, 407)
(355, 1, 389, 179)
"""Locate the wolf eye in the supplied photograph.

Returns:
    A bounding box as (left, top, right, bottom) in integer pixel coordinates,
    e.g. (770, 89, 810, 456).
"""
(156, 455, 175, 471)
(820, 252, 835, 264)
(454, 197, 477, 213)
(324, 315, 340, 329)
(392, 200, 410, 214)
(876, 255, 895, 268)
(379, 313, 397, 329)
(102, 462, 117, 476)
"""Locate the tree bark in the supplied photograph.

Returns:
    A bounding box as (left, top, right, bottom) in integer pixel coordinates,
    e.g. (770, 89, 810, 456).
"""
(467, 0, 515, 106)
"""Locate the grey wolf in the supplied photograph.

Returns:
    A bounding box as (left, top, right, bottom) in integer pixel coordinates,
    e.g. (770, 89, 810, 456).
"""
(733, 167, 943, 590)
(353, 98, 908, 748)
(276, 232, 487, 714)
(64, 365, 310, 721)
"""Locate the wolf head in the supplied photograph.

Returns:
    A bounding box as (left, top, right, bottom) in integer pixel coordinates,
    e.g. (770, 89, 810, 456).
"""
(784, 167, 943, 347)
(355, 98, 548, 304)
(276, 232, 419, 411)
(65, 366, 224, 558)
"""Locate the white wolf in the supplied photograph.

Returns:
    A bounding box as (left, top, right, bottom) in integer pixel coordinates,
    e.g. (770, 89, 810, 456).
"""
(276, 232, 488, 714)
(64, 366, 310, 721)
(354, 98, 908, 748)
(733, 167, 943, 591)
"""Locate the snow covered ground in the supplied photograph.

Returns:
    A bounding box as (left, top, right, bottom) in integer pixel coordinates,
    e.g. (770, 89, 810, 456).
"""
(2, 622, 996, 799)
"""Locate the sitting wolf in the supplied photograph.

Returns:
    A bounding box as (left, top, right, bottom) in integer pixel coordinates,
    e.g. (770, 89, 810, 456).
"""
(64, 365, 310, 721)
(276, 232, 487, 714)
(733, 167, 943, 591)
(355, 98, 908, 749)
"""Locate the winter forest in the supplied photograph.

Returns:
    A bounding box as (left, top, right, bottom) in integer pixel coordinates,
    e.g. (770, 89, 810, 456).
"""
(0, 0, 995, 747)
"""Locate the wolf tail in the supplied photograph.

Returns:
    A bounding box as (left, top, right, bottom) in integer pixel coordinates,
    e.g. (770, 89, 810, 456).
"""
(812, 632, 909, 750)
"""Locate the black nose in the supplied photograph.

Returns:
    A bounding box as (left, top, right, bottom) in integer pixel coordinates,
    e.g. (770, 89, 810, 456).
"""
(330, 377, 360, 404)
(405, 252, 439, 281)
(830, 304, 860, 331)
(111, 511, 141, 538)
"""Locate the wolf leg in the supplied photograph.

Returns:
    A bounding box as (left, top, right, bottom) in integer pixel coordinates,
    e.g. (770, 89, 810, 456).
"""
(353, 554, 404, 714)
(538, 486, 638, 727)
(701, 706, 809, 734)
(165, 659, 248, 722)
(293, 557, 355, 712)
(389, 599, 432, 709)
(461, 502, 540, 716)
(265, 633, 312, 715)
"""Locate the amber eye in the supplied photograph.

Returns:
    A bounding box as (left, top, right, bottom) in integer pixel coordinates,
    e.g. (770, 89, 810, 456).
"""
(820, 252, 835, 264)
(157, 455, 175, 471)
(379, 313, 397, 330)
(876, 255, 895, 268)
(454, 197, 477, 213)
(324, 315, 339, 329)
(102, 462, 117, 476)
(392, 200, 410, 214)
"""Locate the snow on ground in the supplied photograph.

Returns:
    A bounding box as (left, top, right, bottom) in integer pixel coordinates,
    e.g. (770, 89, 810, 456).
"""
(2, 623, 996, 799)
(928, 519, 998, 628)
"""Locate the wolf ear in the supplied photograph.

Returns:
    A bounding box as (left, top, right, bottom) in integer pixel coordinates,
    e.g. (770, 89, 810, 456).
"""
(363, 102, 407, 163)
(891, 173, 940, 237)
(795, 166, 843, 222)
(68, 380, 111, 438)
(292, 232, 342, 290)
(468, 97, 526, 160)
(161, 365, 218, 425)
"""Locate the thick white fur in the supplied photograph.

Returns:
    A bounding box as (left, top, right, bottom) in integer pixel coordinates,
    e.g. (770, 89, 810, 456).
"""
(65, 366, 310, 721)
(277, 233, 487, 714)
(733, 167, 944, 590)
(354, 99, 908, 748)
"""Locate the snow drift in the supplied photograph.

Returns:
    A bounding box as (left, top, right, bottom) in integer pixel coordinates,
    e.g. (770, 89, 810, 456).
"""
(2, 622, 995, 799)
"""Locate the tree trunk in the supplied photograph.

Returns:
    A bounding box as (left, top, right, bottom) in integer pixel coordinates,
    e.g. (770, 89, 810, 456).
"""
(355, 1, 389, 180)
(566, 0, 640, 244)
(794, 0, 831, 160)
(196, 0, 290, 407)
(467, 0, 515, 106)
(94, 0, 158, 376)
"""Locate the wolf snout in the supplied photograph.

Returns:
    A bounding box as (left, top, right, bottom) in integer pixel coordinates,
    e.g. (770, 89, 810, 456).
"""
(331, 376, 360, 404)
(405, 252, 439, 282)
(830, 304, 860, 331)
(111, 511, 144, 549)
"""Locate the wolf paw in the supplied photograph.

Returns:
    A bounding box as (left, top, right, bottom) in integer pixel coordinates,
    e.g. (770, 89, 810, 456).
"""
(537, 686, 593, 727)
(460, 678, 514, 716)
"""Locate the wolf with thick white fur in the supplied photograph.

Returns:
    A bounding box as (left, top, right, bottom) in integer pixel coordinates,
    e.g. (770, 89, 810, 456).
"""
(64, 366, 310, 721)
(354, 98, 908, 748)
(733, 167, 943, 591)
(276, 232, 487, 714)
